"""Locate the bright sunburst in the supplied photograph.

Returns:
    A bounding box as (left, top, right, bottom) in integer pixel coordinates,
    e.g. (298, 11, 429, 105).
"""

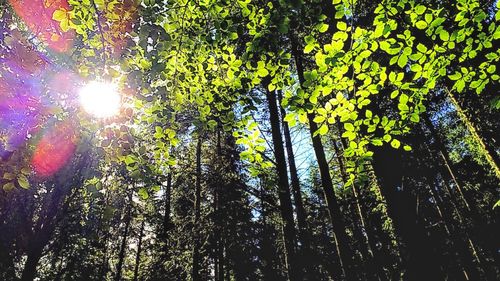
(79, 81, 121, 118)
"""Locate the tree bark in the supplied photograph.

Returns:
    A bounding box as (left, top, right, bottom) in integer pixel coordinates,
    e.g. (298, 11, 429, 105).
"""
(133, 219, 145, 281)
(422, 112, 470, 210)
(265, 85, 302, 281)
(447, 89, 500, 179)
(192, 135, 203, 281)
(288, 29, 356, 280)
(115, 200, 132, 281)
(277, 90, 309, 245)
(20, 246, 44, 281)
(372, 145, 443, 280)
(164, 173, 172, 234)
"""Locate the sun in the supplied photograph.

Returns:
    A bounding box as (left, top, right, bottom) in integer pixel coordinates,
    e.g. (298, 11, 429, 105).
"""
(79, 81, 121, 118)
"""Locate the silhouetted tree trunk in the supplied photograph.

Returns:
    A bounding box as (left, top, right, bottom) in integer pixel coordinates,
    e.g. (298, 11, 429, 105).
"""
(258, 178, 284, 281)
(133, 219, 145, 281)
(277, 90, 315, 277)
(422, 112, 470, 210)
(21, 154, 89, 281)
(288, 30, 356, 280)
(115, 199, 132, 281)
(447, 89, 500, 179)
(192, 135, 203, 281)
(264, 84, 302, 281)
(163, 172, 172, 234)
(277, 91, 309, 244)
(372, 145, 444, 281)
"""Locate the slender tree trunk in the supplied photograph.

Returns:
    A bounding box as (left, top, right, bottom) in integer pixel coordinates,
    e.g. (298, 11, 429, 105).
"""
(277, 90, 315, 277)
(215, 128, 225, 281)
(192, 135, 203, 281)
(331, 138, 387, 280)
(20, 247, 44, 281)
(288, 30, 356, 280)
(264, 84, 302, 281)
(259, 178, 282, 281)
(372, 145, 444, 280)
(0, 239, 16, 280)
(423, 112, 470, 210)
(307, 114, 356, 280)
(115, 201, 132, 281)
(133, 219, 145, 281)
(164, 173, 172, 234)
(447, 89, 500, 179)
(420, 130, 487, 280)
(277, 90, 309, 244)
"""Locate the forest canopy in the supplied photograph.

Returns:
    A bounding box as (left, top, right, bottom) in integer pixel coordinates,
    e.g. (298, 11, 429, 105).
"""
(0, 0, 499, 280)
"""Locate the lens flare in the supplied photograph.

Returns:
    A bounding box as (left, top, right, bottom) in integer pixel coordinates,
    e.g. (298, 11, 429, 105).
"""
(79, 81, 121, 118)
(32, 121, 77, 177)
(8, 0, 74, 52)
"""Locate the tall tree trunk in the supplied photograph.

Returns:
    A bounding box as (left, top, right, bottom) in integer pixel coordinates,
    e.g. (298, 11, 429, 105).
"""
(277, 90, 315, 277)
(164, 172, 172, 234)
(372, 145, 443, 280)
(422, 112, 470, 210)
(447, 89, 500, 179)
(259, 178, 283, 281)
(20, 246, 44, 281)
(277, 90, 309, 244)
(115, 201, 132, 281)
(133, 219, 145, 281)
(264, 84, 302, 281)
(307, 114, 356, 280)
(215, 127, 225, 281)
(331, 138, 387, 281)
(20, 154, 90, 281)
(420, 129, 488, 280)
(288, 31, 356, 280)
(0, 238, 16, 280)
(192, 135, 203, 281)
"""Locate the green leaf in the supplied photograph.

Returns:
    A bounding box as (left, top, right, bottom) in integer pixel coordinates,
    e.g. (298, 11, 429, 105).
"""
(3, 182, 15, 192)
(494, 200, 500, 209)
(337, 21, 347, 31)
(399, 93, 409, 104)
(52, 9, 66, 21)
(207, 120, 218, 129)
(229, 32, 239, 40)
(304, 44, 315, 54)
(449, 72, 462, 80)
(3, 172, 15, 180)
(391, 139, 401, 149)
(318, 23, 329, 33)
(455, 80, 465, 92)
(415, 5, 426, 15)
(390, 90, 399, 99)
(416, 43, 427, 53)
(313, 115, 325, 123)
(319, 124, 328, 135)
(344, 123, 355, 131)
(17, 175, 29, 189)
(257, 68, 269, 77)
(60, 19, 69, 32)
(439, 30, 449, 41)
(138, 188, 149, 200)
(398, 55, 408, 68)
(415, 21, 428, 29)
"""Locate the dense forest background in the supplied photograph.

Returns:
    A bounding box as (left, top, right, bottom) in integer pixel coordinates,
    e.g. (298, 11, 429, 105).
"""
(0, 0, 499, 280)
